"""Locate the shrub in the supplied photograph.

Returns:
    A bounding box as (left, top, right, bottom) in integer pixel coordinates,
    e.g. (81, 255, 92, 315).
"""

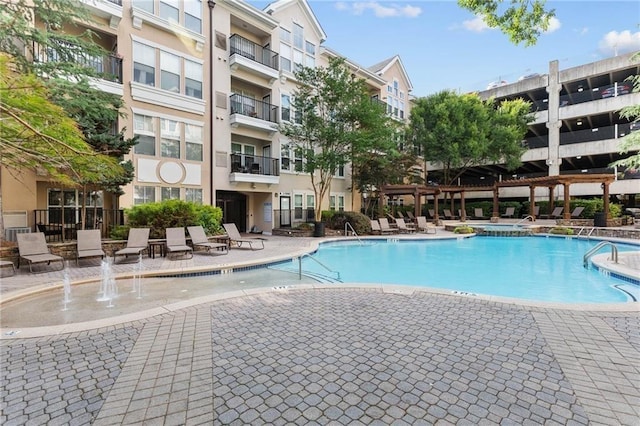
(327, 211, 371, 235)
(120, 200, 223, 239)
(549, 226, 574, 235)
(453, 225, 474, 234)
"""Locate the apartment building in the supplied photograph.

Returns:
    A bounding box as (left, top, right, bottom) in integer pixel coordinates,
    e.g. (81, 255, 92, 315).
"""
(445, 52, 639, 204)
(1, 0, 413, 236)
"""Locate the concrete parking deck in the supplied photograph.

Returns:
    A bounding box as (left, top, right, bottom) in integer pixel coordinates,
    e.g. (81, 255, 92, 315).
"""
(0, 232, 638, 425)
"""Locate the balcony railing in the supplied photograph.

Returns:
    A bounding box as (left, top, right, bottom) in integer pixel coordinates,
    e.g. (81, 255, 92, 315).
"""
(229, 34, 279, 70)
(33, 40, 123, 83)
(230, 94, 279, 123)
(230, 153, 279, 176)
(34, 208, 125, 240)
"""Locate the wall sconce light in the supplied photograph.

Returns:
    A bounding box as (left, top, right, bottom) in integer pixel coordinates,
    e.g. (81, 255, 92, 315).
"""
(576, 119, 583, 126)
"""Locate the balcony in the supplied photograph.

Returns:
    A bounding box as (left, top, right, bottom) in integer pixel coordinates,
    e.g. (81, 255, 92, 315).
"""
(229, 94, 279, 133)
(229, 34, 279, 83)
(229, 153, 280, 185)
(80, 0, 122, 29)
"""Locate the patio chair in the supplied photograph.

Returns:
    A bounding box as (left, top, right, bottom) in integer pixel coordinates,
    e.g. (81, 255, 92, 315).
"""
(570, 206, 585, 218)
(76, 229, 105, 265)
(416, 216, 437, 234)
(0, 259, 16, 276)
(378, 218, 399, 234)
(523, 205, 540, 218)
(16, 232, 64, 273)
(165, 227, 193, 259)
(395, 218, 416, 233)
(187, 226, 229, 255)
(406, 211, 416, 221)
(223, 223, 264, 250)
(473, 208, 488, 220)
(370, 220, 396, 235)
(501, 207, 516, 218)
(541, 207, 563, 219)
(427, 209, 436, 219)
(443, 209, 458, 220)
(114, 228, 150, 262)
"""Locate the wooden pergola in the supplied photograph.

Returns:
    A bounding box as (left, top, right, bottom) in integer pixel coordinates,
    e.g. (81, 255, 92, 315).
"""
(381, 174, 616, 223)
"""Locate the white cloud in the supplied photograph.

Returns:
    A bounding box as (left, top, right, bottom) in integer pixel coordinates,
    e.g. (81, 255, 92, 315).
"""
(576, 27, 589, 36)
(543, 17, 561, 34)
(462, 16, 493, 33)
(335, 2, 422, 18)
(599, 30, 640, 55)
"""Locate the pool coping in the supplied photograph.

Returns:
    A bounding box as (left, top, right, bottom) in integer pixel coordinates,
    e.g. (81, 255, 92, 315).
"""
(1, 233, 638, 339)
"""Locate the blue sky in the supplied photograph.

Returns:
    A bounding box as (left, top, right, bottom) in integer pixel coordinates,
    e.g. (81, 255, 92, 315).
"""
(248, 0, 640, 96)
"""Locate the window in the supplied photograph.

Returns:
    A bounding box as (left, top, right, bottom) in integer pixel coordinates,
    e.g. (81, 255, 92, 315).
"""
(281, 143, 291, 171)
(335, 165, 344, 177)
(159, 0, 179, 22)
(133, 42, 155, 86)
(133, 114, 155, 155)
(184, 0, 202, 33)
(185, 188, 203, 204)
(231, 142, 255, 169)
(306, 194, 315, 209)
(160, 119, 180, 158)
(393, 80, 399, 96)
(161, 51, 180, 93)
(281, 94, 291, 122)
(185, 124, 203, 161)
(305, 41, 315, 55)
(293, 23, 303, 49)
(305, 41, 315, 68)
(280, 27, 291, 42)
(387, 85, 392, 93)
(47, 189, 104, 225)
(280, 43, 291, 72)
(134, 186, 156, 204)
(294, 194, 303, 219)
(185, 60, 202, 99)
(294, 147, 303, 172)
(293, 50, 303, 73)
(161, 187, 180, 200)
(133, 0, 153, 13)
(329, 195, 344, 211)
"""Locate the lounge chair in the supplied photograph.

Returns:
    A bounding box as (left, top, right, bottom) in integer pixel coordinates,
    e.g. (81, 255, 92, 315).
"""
(187, 226, 229, 255)
(223, 223, 264, 250)
(443, 209, 458, 220)
(16, 232, 64, 273)
(395, 218, 415, 233)
(0, 259, 16, 276)
(427, 209, 436, 219)
(523, 205, 540, 218)
(473, 208, 487, 219)
(378, 218, 399, 234)
(165, 227, 193, 259)
(416, 216, 437, 234)
(406, 211, 416, 221)
(370, 220, 396, 235)
(541, 207, 563, 219)
(114, 228, 150, 262)
(570, 206, 585, 218)
(76, 229, 105, 265)
(501, 207, 516, 218)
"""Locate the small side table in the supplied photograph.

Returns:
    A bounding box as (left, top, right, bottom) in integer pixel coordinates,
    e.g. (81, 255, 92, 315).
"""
(148, 240, 166, 259)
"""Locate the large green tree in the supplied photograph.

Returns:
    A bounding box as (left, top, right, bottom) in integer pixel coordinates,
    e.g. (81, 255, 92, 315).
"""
(280, 57, 396, 222)
(458, 0, 555, 46)
(410, 90, 532, 186)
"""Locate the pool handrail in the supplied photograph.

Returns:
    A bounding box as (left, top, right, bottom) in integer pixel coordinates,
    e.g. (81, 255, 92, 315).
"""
(344, 222, 364, 245)
(583, 241, 619, 269)
(514, 215, 534, 227)
(299, 253, 341, 281)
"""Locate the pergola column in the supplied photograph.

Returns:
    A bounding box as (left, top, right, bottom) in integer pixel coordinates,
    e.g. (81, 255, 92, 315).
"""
(603, 183, 610, 219)
(529, 186, 536, 220)
(492, 185, 499, 219)
(433, 196, 440, 224)
(548, 186, 555, 213)
(460, 192, 466, 222)
(563, 184, 571, 220)
(414, 187, 420, 220)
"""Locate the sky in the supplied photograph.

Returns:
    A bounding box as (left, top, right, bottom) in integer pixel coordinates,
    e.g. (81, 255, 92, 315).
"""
(247, 0, 640, 96)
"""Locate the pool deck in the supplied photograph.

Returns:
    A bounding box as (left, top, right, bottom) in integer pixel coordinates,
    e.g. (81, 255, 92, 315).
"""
(1, 227, 639, 425)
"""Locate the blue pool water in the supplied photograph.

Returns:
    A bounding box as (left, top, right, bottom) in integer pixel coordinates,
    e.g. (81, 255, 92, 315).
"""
(279, 237, 639, 303)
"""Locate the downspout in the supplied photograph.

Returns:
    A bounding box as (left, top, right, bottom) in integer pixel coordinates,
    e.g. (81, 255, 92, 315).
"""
(208, 1, 216, 206)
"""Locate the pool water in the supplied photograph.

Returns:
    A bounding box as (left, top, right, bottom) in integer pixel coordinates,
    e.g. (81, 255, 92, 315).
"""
(277, 237, 639, 303)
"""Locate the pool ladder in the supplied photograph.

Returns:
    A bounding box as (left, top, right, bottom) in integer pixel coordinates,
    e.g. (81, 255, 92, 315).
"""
(344, 222, 365, 245)
(514, 215, 534, 227)
(583, 241, 618, 269)
(298, 253, 341, 281)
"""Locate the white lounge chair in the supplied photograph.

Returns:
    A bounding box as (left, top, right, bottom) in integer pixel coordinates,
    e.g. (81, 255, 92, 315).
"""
(370, 220, 395, 235)
(114, 228, 150, 262)
(395, 218, 415, 233)
(76, 229, 105, 265)
(223, 223, 264, 250)
(187, 226, 229, 255)
(17, 232, 64, 273)
(165, 227, 193, 259)
(416, 216, 437, 234)
(501, 207, 516, 218)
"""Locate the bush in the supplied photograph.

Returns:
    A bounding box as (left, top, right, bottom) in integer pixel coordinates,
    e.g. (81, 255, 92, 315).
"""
(453, 225, 474, 234)
(549, 227, 574, 235)
(118, 200, 223, 239)
(327, 211, 372, 235)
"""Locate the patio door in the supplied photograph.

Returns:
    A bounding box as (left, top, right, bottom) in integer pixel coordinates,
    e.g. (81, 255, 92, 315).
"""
(279, 196, 291, 227)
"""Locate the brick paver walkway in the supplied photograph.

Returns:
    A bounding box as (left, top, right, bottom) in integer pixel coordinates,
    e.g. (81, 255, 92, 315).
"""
(1, 233, 638, 424)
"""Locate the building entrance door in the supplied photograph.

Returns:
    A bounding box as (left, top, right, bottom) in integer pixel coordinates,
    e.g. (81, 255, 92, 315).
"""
(216, 191, 247, 232)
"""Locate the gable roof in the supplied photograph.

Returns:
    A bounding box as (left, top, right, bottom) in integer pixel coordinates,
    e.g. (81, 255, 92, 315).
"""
(264, 0, 327, 43)
(368, 55, 413, 93)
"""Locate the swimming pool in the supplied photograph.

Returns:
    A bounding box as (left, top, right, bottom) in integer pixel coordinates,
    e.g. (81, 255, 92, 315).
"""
(275, 237, 639, 303)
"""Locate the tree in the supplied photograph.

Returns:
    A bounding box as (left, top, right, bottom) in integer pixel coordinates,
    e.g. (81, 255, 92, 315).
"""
(280, 57, 396, 222)
(458, 0, 555, 46)
(409, 90, 532, 186)
(611, 53, 640, 171)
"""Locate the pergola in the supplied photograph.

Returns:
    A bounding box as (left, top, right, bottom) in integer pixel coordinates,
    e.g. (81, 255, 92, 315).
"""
(381, 174, 616, 223)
